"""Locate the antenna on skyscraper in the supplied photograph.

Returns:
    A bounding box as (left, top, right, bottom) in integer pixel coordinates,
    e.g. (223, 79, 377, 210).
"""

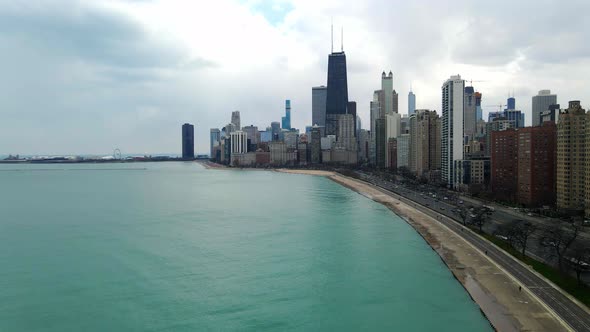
(341, 26, 344, 52)
(331, 18, 334, 53)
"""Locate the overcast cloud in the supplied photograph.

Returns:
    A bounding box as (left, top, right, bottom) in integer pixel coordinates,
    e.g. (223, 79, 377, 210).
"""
(1, 0, 590, 155)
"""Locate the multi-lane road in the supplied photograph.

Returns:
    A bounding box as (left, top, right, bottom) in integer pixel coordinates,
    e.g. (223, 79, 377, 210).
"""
(356, 173, 590, 332)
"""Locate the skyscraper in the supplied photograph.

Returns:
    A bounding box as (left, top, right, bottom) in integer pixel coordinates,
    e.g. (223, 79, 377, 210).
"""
(242, 125, 259, 144)
(182, 123, 195, 160)
(392, 90, 399, 114)
(210, 128, 220, 158)
(464, 86, 477, 142)
(532, 90, 557, 127)
(281, 100, 291, 130)
(475, 91, 483, 121)
(312, 86, 327, 130)
(517, 123, 557, 207)
(271, 122, 281, 141)
(408, 90, 416, 116)
(369, 100, 380, 164)
(381, 71, 393, 115)
(325, 50, 349, 136)
(230, 131, 248, 155)
(557, 101, 587, 213)
(347, 101, 357, 134)
(311, 125, 321, 163)
(491, 129, 518, 201)
(507, 96, 515, 110)
(375, 118, 386, 168)
(409, 110, 441, 177)
(442, 75, 465, 187)
(231, 111, 241, 130)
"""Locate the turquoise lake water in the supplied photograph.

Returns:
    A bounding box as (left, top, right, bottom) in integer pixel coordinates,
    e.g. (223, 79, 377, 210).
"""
(0, 162, 491, 331)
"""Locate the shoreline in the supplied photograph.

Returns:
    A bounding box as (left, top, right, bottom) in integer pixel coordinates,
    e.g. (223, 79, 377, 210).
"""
(276, 169, 569, 332)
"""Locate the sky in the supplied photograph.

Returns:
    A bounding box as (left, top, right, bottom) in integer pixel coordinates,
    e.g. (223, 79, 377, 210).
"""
(1, 0, 590, 156)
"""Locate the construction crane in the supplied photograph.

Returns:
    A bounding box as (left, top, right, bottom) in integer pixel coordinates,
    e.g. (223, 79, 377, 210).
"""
(484, 104, 507, 112)
(466, 79, 488, 86)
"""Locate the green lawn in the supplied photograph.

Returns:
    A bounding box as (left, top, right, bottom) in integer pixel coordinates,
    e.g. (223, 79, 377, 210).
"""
(482, 233, 590, 308)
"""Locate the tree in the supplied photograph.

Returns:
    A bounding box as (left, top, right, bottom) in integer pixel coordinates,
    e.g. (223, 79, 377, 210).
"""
(565, 243, 590, 286)
(495, 219, 519, 248)
(454, 206, 469, 226)
(470, 206, 493, 233)
(540, 219, 582, 270)
(513, 221, 537, 257)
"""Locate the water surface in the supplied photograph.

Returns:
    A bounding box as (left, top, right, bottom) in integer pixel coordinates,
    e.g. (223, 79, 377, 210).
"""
(0, 162, 491, 331)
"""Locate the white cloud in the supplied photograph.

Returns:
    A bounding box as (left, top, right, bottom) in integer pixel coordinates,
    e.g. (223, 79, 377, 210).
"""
(1, 0, 590, 155)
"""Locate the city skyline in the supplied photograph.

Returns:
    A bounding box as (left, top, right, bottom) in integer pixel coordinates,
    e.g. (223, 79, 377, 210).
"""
(2, 1, 590, 155)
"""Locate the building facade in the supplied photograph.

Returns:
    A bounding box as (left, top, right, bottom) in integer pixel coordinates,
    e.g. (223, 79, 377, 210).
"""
(231, 111, 241, 129)
(210, 128, 220, 158)
(557, 101, 586, 213)
(311, 126, 321, 163)
(230, 131, 248, 155)
(532, 90, 558, 127)
(312, 86, 327, 132)
(408, 90, 416, 116)
(281, 99, 291, 130)
(464, 86, 477, 142)
(517, 123, 557, 207)
(396, 134, 410, 168)
(325, 51, 349, 136)
(409, 110, 441, 178)
(491, 129, 518, 202)
(441, 75, 465, 186)
(182, 123, 195, 159)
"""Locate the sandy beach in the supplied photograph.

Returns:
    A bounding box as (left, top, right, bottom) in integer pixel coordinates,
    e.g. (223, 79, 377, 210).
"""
(277, 169, 570, 332)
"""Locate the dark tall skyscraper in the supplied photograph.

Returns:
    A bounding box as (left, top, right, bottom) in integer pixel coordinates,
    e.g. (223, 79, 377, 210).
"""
(325, 51, 349, 136)
(182, 123, 195, 159)
(347, 101, 357, 133)
(507, 96, 516, 110)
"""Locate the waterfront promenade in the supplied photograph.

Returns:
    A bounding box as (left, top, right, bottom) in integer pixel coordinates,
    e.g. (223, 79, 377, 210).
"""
(278, 169, 573, 332)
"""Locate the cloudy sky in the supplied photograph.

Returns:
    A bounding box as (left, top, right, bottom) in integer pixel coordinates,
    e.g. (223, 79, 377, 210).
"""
(1, 0, 589, 155)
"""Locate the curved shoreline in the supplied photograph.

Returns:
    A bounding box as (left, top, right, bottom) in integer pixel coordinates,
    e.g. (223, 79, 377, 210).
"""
(276, 169, 569, 332)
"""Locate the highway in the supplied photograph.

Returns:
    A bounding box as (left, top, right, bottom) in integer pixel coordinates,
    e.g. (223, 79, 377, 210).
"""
(357, 173, 590, 332)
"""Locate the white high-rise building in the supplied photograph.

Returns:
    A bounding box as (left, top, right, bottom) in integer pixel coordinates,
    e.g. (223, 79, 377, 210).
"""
(408, 90, 416, 115)
(230, 131, 248, 155)
(532, 90, 557, 126)
(441, 75, 465, 187)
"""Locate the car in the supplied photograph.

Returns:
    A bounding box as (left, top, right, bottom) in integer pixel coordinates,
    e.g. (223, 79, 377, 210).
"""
(440, 207, 445, 210)
(495, 234, 508, 241)
(443, 197, 448, 200)
(458, 200, 464, 204)
(527, 213, 533, 216)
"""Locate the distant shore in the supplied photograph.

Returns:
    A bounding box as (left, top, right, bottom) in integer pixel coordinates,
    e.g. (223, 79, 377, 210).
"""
(275, 168, 569, 332)
(0, 158, 205, 164)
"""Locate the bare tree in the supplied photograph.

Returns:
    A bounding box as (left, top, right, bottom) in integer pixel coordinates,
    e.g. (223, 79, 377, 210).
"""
(470, 206, 493, 233)
(495, 219, 519, 248)
(513, 221, 537, 257)
(540, 219, 583, 270)
(454, 206, 469, 226)
(565, 243, 590, 286)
